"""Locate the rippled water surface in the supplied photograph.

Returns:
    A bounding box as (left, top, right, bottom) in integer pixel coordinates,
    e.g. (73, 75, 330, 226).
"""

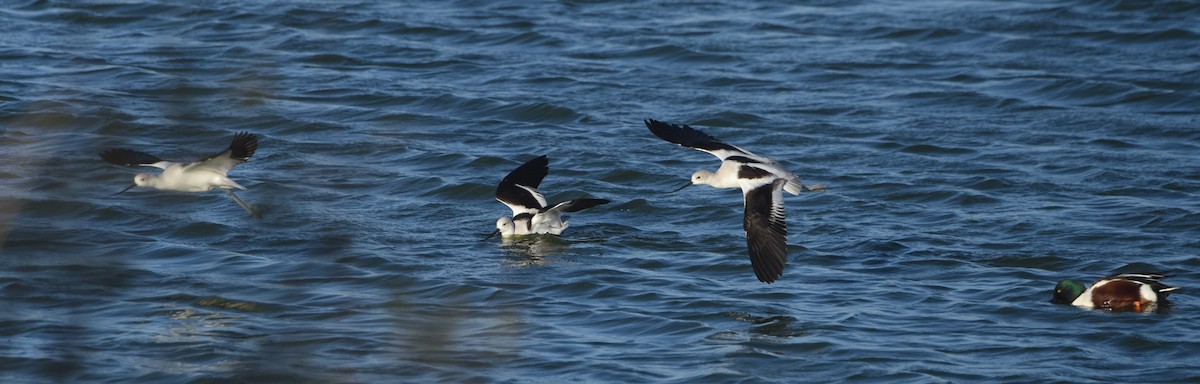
(3, 0, 1199, 382)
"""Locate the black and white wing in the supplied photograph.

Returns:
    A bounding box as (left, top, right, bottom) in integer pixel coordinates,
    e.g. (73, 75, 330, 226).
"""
(741, 178, 788, 284)
(496, 155, 550, 216)
(99, 148, 171, 169)
(543, 198, 610, 214)
(186, 132, 258, 175)
(645, 119, 770, 162)
(532, 198, 610, 234)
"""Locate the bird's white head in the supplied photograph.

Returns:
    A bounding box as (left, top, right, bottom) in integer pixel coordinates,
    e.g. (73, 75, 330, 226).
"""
(484, 217, 515, 241)
(112, 173, 155, 196)
(670, 169, 717, 193)
(493, 216, 516, 238)
(133, 173, 155, 187)
(496, 216, 515, 234)
(690, 170, 716, 186)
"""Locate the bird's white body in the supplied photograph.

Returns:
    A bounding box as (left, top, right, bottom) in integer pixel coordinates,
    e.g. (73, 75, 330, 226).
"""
(134, 161, 247, 193)
(101, 132, 258, 215)
(682, 141, 813, 195)
(689, 159, 804, 193)
(530, 209, 570, 234)
(495, 210, 571, 238)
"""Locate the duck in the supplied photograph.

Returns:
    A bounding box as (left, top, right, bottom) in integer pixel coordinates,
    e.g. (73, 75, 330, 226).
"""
(1051, 273, 1179, 313)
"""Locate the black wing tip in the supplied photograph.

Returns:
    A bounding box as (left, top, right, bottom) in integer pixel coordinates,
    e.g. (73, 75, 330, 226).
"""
(644, 118, 686, 129)
(496, 155, 551, 201)
(516, 155, 549, 177)
(644, 118, 732, 152)
(644, 118, 681, 141)
(752, 257, 786, 284)
(758, 271, 783, 284)
(229, 132, 259, 162)
(98, 148, 125, 163)
(508, 155, 548, 172)
(747, 235, 787, 284)
(750, 247, 786, 284)
(99, 148, 122, 165)
(99, 148, 163, 166)
(557, 198, 611, 213)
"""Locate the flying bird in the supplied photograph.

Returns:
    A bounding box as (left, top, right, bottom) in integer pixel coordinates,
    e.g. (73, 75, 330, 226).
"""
(100, 132, 259, 215)
(646, 119, 823, 283)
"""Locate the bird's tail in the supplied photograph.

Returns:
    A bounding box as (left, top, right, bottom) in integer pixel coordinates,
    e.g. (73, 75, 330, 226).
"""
(784, 181, 802, 195)
(785, 180, 825, 195)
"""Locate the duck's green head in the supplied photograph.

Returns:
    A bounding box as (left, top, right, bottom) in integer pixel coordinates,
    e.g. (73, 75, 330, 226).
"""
(1051, 279, 1086, 304)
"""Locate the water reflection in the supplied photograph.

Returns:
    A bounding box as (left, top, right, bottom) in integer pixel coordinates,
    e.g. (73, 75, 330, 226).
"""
(731, 312, 807, 338)
(498, 235, 569, 266)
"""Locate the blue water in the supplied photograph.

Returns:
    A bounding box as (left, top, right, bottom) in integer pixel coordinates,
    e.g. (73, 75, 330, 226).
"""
(2, 0, 1199, 382)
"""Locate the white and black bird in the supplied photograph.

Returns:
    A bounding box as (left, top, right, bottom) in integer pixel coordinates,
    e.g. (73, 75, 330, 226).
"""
(646, 119, 823, 283)
(488, 155, 609, 239)
(100, 132, 259, 215)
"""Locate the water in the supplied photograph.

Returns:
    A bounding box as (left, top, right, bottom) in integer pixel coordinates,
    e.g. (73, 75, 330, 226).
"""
(2, 0, 1199, 382)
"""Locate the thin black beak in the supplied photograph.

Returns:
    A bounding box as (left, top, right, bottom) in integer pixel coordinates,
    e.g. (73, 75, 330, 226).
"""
(483, 228, 501, 241)
(223, 189, 256, 216)
(111, 183, 136, 196)
(668, 181, 692, 193)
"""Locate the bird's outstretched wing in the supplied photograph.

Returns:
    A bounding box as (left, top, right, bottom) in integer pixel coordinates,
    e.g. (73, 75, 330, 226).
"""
(100, 148, 171, 169)
(496, 155, 550, 216)
(188, 132, 258, 174)
(543, 198, 610, 214)
(645, 119, 769, 162)
(742, 178, 788, 283)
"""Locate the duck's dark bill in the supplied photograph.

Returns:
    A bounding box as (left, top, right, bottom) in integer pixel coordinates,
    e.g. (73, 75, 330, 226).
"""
(483, 228, 501, 241)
